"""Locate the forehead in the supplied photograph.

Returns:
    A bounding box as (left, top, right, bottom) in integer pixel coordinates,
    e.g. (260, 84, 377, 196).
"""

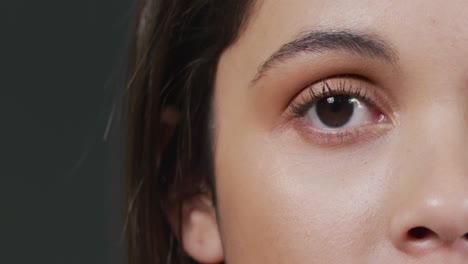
(221, 0, 468, 84)
(244, 0, 468, 43)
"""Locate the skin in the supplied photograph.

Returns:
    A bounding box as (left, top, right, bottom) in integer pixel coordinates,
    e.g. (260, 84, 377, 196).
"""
(178, 0, 468, 263)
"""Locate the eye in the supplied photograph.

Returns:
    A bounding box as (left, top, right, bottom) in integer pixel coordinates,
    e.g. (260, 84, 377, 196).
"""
(286, 77, 392, 146)
(306, 95, 383, 130)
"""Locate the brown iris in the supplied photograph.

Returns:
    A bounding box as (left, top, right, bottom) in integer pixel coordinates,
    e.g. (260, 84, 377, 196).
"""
(316, 95, 354, 128)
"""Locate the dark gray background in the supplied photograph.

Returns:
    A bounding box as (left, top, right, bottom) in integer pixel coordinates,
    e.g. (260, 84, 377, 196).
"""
(2, 1, 133, 263)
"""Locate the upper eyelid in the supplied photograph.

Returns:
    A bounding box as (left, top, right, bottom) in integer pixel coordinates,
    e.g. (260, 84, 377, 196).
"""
(306, 77, 371, 103)
(306, 74, 372, 97)
(287, 76, 377, 118)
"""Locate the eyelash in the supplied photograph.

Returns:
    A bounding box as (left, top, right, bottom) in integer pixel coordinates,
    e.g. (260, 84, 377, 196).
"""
(285, 75, 390, 146)
(289, 76, 375, 117)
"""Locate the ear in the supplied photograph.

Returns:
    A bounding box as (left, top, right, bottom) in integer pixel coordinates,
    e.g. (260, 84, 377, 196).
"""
(169, 194, 224, 264)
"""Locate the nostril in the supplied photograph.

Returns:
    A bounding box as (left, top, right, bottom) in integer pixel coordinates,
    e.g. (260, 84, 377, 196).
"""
(464, 233, 468, 240)
(407, 227, 436, 240)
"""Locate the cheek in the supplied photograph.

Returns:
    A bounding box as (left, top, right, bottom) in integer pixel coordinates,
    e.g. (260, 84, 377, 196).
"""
(214, 118, 395, 263)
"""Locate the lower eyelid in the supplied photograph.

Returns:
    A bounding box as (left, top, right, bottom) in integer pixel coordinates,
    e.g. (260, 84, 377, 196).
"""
(292, 117, 393, 147)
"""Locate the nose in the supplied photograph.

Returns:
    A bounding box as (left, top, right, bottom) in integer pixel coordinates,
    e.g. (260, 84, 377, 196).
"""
(389, 158, 468, 256)
(390, 196, 468, 255)
(388, 99, 468, 256)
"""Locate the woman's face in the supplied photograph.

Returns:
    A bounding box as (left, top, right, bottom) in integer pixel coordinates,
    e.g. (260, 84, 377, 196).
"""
(212, 0, 468, 263)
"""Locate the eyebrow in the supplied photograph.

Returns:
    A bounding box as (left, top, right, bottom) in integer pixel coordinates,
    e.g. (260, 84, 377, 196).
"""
(250, 30, 398, 85)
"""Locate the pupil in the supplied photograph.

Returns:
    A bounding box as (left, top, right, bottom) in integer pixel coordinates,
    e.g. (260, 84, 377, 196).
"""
(316, 95, 354, 127)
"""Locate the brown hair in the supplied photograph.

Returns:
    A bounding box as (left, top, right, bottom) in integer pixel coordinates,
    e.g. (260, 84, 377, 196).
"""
(124, 0, 257, 263)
